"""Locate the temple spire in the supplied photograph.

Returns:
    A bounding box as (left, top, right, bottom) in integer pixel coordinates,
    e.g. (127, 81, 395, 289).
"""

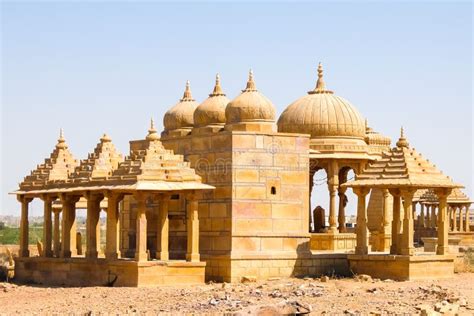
(56, 128, 67, 149)
(181, 80, 195, 101)
(210, 73, 225, 96)
(100, 133, 111, 142)
(243, 69, 257, 92)
(396, 126, 409, 148)
(308, 62, 333, 94)
(146, 117, 159, 140)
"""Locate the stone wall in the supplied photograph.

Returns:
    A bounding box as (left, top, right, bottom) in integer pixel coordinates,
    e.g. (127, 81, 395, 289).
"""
(160, 130, 311, 282)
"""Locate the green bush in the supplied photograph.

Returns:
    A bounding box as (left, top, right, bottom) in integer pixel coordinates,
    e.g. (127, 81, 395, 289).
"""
(0, 227, 43, 245)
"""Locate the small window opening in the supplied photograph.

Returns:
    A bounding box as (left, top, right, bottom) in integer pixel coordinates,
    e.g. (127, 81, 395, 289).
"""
(271, 186, 277, 195)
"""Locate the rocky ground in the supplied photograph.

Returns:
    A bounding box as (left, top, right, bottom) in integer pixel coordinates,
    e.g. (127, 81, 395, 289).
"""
(0, 273, 473, 315)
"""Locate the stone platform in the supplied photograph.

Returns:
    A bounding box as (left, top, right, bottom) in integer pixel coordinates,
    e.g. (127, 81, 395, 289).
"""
(310, 233, 356, 252)
(14, 257, 206, 287)
(347, 254, 455, 281)
(449, 232, 474, 247)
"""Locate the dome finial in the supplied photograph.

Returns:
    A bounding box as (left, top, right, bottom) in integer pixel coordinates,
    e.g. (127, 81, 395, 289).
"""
(210, 73, 226, 97)
(308, 62, 333, 95)
(56, 128, 67, 149)
(396, 126, 409, 148)
(146, 117, 159, 140)
(181, 80, 195, 101)
(243, 68, 257, 92)
(100, 133, 111, 142)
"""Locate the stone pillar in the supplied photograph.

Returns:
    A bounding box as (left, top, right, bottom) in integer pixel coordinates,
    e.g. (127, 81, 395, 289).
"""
(419, 203, 424, 228)
(309, 168, 315, 232)
(53, 209, 61, 257)
(425, 203, 431, 228)
(135, 192, 148, 262)
(353, 187, 370, 255)
(431, 205, 437, 228)
(337, 187, 347, 233)
(400, 189, 415, 256)
(459, 206, 464, 232)
(60, 195, 79, 258)
(389, 189, 401, 255)
(435, 189, 450, 255)
(376, 189, 391, 252)
(41, 195, 53, 257)
(453, 207, 458, 232)
(17, 195, 33, 257)
(186, 194, 200, 262)
(327, 162, 339, 233)
(76, 232, 83, 255)
(85, 193, 102, 259)
(105, 192, 122, 260)
(466, 204, 471, 232)
(157, 195, 170, 261)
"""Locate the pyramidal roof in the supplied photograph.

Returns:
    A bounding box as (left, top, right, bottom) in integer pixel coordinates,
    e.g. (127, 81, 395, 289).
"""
(100, 119, 213, 191)
(415, 188, 471, 204)
(417, 189, 439, 203)
(343, 128, 462, 189)
(19, 129, 79, 191)
(447, 188, 472, 204)
(66, 133, 123, 184)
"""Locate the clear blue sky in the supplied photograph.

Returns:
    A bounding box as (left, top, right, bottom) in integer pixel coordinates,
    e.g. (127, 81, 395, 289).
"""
(1, 1, 472, 216)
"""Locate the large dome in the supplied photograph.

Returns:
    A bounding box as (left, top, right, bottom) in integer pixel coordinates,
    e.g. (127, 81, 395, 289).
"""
(277, 63, 365, 138)
(225, 70, 275, 124)
(194, 74, 230, 128)
(163, 81, 199, 131)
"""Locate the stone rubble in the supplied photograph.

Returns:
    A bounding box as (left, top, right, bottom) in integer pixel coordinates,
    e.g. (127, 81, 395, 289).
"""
(0, 273, 472, 315)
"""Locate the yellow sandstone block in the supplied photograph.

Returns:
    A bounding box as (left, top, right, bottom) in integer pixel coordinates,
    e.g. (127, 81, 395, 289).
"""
(283, 238, 298, 251)
(191, 136, 211, 151)
(235, 169, 260, 183)
(280, 170, 307, 184)
(273, 219, 302, 232)
(232, 134, 256, 148)
(233, 237, 260, 251)
(233, 202, 272, 218)
(209, 203, 228, 217)
(235, 219, 272, 232)
(261, 238, 283, 251)
(272, 204, 300, 219)
(235, 186, 266, 199)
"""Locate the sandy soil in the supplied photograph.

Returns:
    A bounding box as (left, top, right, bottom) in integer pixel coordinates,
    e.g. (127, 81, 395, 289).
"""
(0, 273, 473, 315)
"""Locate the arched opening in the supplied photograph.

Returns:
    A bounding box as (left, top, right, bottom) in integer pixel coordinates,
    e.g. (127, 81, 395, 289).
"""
(310, 168, 328, 232)
(338, 167, 357, 233)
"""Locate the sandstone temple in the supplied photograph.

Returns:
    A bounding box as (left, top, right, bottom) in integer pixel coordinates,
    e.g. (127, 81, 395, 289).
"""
(11, 64, 472, 286)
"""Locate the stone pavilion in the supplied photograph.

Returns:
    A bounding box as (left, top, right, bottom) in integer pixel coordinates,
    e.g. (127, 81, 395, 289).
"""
(12, 63, 471, 285)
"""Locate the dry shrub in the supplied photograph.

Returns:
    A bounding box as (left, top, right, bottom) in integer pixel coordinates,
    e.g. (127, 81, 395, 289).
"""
(0, 253, 9, 281)
(455, 248, 474, 273)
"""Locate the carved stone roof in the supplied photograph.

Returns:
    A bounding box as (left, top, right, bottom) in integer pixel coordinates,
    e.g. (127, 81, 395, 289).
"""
(343, 128, 462, 189)
(163, 81, 199, 131)
(19, 129, 79, 191)
(194, 74, 229, 128)
(108, 123, 201, 184)
(277, 63, 366, 139)
(225, 70, 276, 124)
(415, 188, 472, 205)
(13, 122, 213, 195)
(447, 188, 472, 204)
(65, 133, 123, 184)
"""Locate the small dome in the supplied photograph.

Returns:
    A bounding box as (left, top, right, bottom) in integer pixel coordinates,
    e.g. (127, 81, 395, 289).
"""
(225, 70, 276, 124)
(163, 81, 199, 131)
(365, 120, 391, 146)
(194, 74, 230, 128)
(277, 63, 365, 138)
